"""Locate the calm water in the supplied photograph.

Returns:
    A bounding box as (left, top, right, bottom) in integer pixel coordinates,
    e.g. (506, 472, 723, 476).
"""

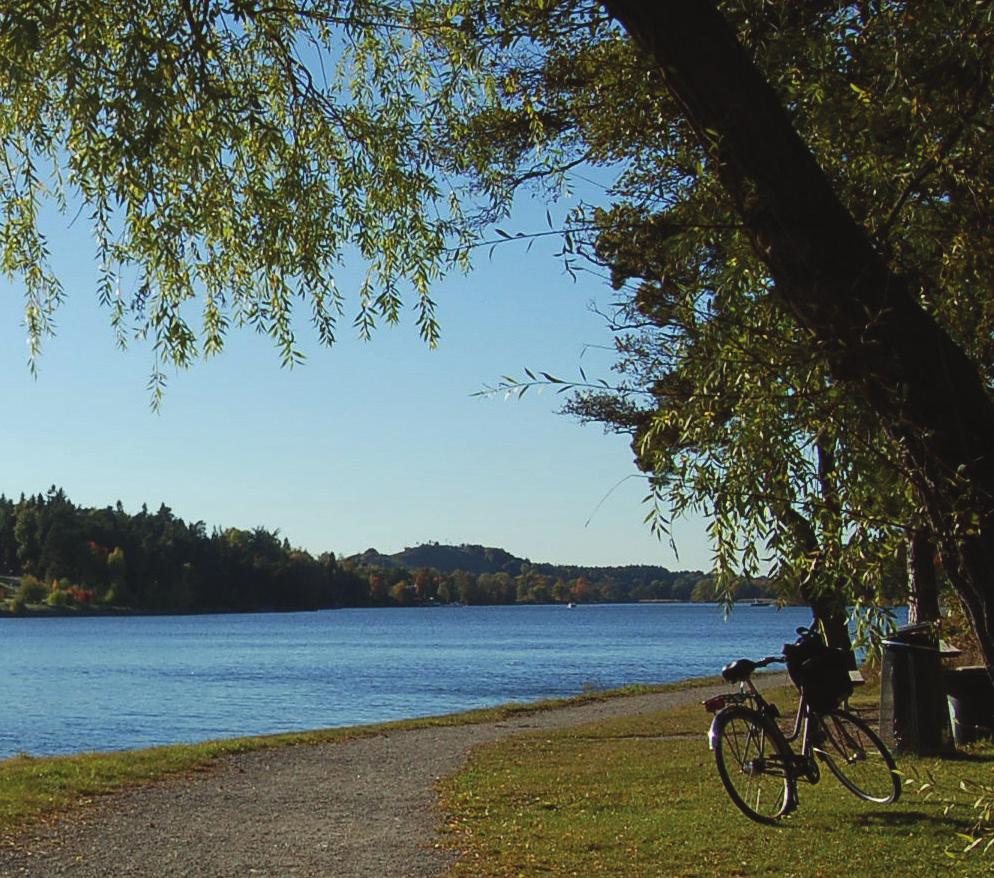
(1, 603, 819, 758)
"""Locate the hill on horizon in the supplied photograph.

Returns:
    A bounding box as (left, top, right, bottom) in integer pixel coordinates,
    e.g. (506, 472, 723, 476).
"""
(348, 543, 527, 575)
(347, 542, 700, 580)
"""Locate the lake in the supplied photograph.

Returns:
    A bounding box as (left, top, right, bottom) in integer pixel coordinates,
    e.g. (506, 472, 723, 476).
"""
(2, 603, 828, 758)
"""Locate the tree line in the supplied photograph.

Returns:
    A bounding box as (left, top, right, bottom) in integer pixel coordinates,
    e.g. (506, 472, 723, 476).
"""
(355, 561, 772, 606)
(0, 487, 780, 613)
(0, 488, 367, 613)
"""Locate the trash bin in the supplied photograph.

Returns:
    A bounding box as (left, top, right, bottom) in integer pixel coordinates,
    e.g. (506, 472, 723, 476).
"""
(945, 666, 994, 746)
(879, 623, 952, 754)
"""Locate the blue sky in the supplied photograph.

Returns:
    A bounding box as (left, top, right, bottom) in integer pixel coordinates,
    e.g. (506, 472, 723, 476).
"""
(0, 191, 713, 571)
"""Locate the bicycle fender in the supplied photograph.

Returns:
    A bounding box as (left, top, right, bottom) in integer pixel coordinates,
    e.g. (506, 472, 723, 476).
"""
(707, 714, 721, 750)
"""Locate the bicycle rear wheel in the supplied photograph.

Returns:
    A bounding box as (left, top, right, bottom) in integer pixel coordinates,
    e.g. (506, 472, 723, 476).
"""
(712, 706, 794, 823)
(814, 710, 900, 804)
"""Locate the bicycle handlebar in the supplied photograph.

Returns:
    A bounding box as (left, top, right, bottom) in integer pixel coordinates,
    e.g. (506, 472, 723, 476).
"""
(755, 655, 786, 668)
(719, 653, 785, 684)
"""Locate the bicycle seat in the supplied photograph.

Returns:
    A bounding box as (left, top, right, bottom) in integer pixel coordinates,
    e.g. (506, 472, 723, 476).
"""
(721, 659, 757, 682)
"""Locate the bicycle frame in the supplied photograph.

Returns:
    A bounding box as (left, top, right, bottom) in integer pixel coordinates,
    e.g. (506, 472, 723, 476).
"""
(781, 691, 815, 749)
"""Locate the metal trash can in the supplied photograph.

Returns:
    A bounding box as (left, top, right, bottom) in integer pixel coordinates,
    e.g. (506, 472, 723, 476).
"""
(879, 623, 952, 754)
(945, 666, 994, 746)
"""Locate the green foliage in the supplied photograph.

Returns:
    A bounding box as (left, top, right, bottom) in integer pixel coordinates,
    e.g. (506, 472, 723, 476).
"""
(45, 583, 72, 608)
(904, 763, 994, 856)
(0, 1, 613, 383)
(13, 574, 46, 604)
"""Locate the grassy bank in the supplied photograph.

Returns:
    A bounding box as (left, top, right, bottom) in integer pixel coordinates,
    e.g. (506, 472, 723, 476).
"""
(440, 684, 994, 878)
(0, 681, 693, 836)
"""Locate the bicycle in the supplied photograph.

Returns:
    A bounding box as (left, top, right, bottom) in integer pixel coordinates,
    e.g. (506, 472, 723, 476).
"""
(704, 626, 901, 824)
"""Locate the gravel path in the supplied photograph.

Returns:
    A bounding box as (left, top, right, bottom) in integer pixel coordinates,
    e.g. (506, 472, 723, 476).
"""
(0, 676, 785, 877)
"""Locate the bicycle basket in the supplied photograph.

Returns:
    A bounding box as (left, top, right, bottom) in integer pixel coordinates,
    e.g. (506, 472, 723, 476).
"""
(783, 630, 853, 714)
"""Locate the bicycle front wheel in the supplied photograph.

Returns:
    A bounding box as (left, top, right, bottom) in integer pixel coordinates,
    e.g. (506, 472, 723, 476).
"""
(712, 706, 794, 824)
(814, 710, 900, 804)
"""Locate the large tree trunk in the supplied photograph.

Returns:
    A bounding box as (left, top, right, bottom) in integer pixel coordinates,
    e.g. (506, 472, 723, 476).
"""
(603, 0, 994, 677)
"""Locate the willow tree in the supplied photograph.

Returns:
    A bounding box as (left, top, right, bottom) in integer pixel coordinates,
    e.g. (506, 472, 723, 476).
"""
(470, 2, 991, 644)
(4, 1, 994, 668)
(595, 2, 994, 672)
(475, 0, 994, 665)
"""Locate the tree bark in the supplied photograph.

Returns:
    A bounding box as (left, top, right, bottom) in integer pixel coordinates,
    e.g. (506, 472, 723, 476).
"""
(602, 0, 994, 677)
(907, 529, 941, 626)
(778, 505, 855, 667)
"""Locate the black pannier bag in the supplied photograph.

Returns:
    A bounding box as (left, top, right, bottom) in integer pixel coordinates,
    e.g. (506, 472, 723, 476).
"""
(783, 629, 853, 715)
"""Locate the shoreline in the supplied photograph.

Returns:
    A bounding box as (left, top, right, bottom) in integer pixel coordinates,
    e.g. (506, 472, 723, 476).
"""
(0, 675, 788, 877)
(0, 604, 339, 620)
(0, 672, 765, 764)
(0, 598, 798, 620)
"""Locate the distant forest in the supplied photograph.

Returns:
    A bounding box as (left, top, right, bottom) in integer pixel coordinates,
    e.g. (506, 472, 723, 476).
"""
(0, 488, 777, 614)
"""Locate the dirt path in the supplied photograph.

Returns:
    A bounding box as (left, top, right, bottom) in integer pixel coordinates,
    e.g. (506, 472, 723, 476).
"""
(0, 676, 785, 877)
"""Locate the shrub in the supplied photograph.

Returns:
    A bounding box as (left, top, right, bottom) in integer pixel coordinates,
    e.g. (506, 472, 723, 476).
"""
(68, 586, 94, 605)
(46, 588, 72, 608)
(15, 575, 48, 604)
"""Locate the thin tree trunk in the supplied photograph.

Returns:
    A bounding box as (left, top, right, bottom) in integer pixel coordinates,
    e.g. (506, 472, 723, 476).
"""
(907, 529, 941, 626)
(778, 505, 854, 666)
(602, 0, 994, 678)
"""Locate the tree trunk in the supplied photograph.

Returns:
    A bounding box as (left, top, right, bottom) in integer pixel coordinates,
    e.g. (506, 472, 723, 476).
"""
(603, 0, 994, 678)
(777, 504, 855, 666)
(907, 529, 941, 626)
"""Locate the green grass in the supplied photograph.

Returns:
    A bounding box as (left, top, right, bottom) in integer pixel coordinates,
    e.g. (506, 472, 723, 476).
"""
(0, 679, 705, 837)
(440, 685, 994, 877)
